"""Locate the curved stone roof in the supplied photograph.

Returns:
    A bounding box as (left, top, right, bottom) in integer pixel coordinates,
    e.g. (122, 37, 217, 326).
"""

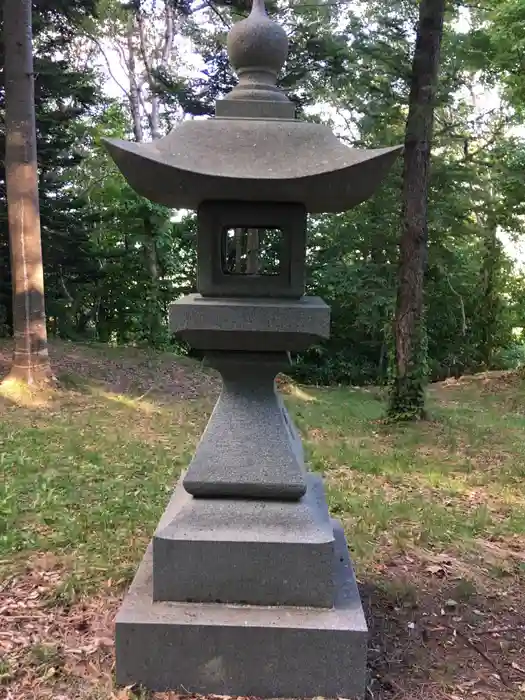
(103, 0, 402, 214)
(104, 119, 402, 213)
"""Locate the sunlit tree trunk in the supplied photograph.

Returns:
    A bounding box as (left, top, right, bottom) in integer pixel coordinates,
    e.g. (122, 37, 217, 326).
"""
(234, 229, 244, 273)
(4, 0, 53, 384)
(125, 4, 174, 345)
(388, 0, 445, 420)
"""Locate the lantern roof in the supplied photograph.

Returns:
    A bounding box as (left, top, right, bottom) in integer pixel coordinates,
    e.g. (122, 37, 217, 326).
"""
(103, 0, 402, 214)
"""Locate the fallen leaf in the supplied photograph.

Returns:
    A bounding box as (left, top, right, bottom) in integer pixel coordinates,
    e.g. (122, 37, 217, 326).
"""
(512, 660, 525, 674)
(94, 636, 114, 648)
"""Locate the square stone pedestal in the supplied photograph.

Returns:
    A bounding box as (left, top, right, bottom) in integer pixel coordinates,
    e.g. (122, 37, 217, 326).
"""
(152, 475, 335, 607)
(115, 476, 368, 698)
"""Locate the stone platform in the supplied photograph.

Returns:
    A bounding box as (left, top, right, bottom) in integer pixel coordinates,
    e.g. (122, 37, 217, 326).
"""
(169, 294, 330, 352)
(116, 520, 367, 698)
(153, 475, 335, 607)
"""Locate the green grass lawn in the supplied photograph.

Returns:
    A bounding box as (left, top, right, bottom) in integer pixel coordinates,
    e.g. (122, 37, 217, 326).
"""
(1, 343, 525, 699)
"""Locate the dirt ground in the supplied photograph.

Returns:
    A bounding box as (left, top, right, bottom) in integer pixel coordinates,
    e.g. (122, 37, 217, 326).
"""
(2, 549, 524, 699)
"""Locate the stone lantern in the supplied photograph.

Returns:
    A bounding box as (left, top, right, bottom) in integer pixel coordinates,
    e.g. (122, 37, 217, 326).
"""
(104, 1, 401, 697)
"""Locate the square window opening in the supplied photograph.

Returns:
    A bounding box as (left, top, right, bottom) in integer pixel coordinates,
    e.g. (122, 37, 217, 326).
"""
(221, 227, 285, 276)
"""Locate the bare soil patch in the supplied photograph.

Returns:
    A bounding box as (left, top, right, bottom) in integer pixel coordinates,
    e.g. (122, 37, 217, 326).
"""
(0, 340, 218, 400)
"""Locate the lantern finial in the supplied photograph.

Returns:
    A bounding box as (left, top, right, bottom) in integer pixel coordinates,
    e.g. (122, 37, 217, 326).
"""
(223, 0, 290, 106)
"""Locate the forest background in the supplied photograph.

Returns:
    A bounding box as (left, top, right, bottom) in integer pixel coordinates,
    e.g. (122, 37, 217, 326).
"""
(2, 0, 525, 411)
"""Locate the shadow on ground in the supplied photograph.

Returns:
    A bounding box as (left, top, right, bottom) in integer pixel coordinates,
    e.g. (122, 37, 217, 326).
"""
(362, 555, 525, 699)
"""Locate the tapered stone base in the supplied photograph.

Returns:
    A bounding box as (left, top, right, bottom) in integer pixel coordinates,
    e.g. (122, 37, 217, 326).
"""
(182, 352, 308, 500)
(115, 522, 367, 698)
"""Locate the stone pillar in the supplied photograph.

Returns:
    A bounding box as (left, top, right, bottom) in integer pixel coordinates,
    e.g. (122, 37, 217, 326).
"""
(115, 294, 368, 698)
(182, 351, 307, 499)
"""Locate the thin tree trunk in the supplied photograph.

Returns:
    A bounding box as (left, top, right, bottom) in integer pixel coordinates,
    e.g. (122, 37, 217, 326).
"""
(246, 229, 260, 274)
(136, 1, 174, 140)
(480, 215, 500, 369)
(126, 16, 144, 143)
(137, 8, 160, 140)
(234, 228, 244, 272)
(4, 0, 53, 384)
(388, 0, 445, 420)
(127, 10, 163, 343)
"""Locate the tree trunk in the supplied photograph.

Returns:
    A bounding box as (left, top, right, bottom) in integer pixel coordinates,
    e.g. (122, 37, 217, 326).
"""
(4, 0, 53, 384)
(125, 13, 163, 346)
(479, 215, 500, 369)
(126, 15, 144, 143)
(142, 216, 164, 345)
(388, 0, 445, 420)
(246, 229, 260, 275)
(234, 229, 244, 273)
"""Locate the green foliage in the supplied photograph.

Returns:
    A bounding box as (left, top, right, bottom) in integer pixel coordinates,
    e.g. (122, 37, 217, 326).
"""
(41, 102, 198, 347)
(2, 0, 525, 386)
(290, 0, 525, 388)
(481, 0, 525, 110)
(492, 341, 525, 370)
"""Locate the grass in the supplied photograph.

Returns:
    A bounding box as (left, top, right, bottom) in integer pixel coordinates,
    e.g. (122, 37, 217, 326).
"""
(294, 381, 525, 565)
(0, 386, 212, 592)
(1, 342, 525, 698)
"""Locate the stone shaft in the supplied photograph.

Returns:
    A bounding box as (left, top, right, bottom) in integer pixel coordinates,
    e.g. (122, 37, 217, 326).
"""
(183, 351, 307, 500)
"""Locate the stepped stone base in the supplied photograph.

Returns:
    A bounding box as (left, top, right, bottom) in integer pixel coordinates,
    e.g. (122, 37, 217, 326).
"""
(115, 520, 367, 698)
(153, 475, 335, 607)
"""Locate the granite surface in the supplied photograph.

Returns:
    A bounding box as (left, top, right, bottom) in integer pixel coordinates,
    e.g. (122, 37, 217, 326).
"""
(182, 351, 307, 499)
(116, 521, 368, 698)
(224, 0, 290, 106)
(103, 123, 402, 213)
(196, 200, 306, 299)
(153, 473, 335, 607)
(169, 294, 330, 352)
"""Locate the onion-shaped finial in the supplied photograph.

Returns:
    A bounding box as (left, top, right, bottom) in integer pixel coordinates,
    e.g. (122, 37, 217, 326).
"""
(225, 0, 290, 103)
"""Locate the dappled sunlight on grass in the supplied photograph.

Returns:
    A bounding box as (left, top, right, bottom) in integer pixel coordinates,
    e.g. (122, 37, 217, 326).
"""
(0, 375, 211, 589)
(288, 383, 318, 402)
(94, 389, 160, 414)
(0, 376, 53, 409)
